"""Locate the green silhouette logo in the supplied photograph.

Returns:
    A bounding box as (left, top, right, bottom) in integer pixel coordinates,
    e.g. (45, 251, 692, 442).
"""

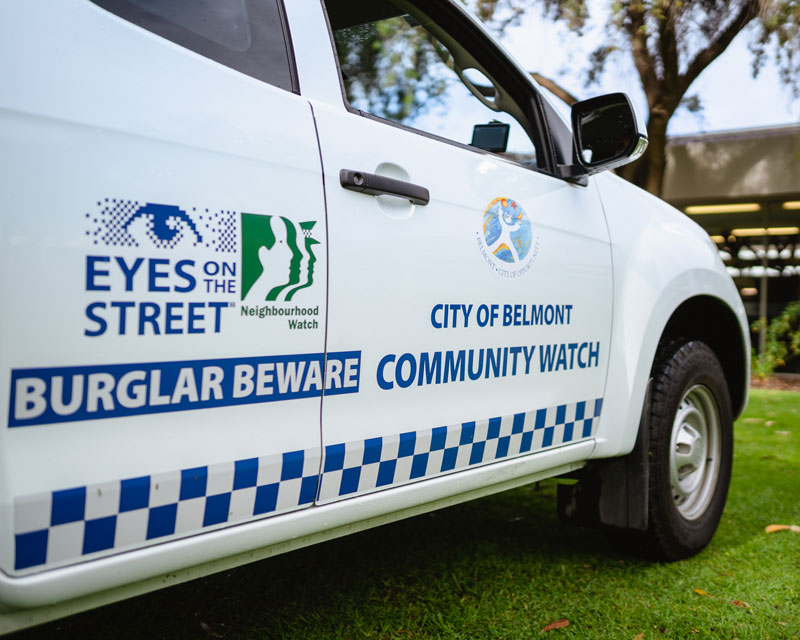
(240, 213, 320, 302)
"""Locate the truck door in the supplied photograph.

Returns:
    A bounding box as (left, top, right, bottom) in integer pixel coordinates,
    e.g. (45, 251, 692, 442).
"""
(0, 0, 331, 576)
(311, 0, 613, 504)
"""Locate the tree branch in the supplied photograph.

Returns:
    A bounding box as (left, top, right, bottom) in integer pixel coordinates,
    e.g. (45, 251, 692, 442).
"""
(658, 0, 681, 100)
(680, 0, 761, 94)
(530, 72, 579, 105)
(625, 5, 661, 106)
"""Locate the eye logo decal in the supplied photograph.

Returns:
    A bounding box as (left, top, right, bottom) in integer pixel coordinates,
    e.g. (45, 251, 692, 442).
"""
(122, 203, 204, 249)
(85, 198, 236, 253)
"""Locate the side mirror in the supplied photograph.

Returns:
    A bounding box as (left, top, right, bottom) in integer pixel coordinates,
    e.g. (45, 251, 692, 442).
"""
(570, 92, 647, 175)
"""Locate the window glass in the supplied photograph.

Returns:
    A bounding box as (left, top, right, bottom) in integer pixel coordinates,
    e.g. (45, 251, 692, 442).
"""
(326, 1, 538, 166)
(92, 0, 296, 91)
(129, 0, 252, 51)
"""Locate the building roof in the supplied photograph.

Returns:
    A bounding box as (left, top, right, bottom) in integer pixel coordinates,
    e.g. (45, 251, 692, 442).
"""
(662, 123, 800, 204)
(667, 123, 800, 146)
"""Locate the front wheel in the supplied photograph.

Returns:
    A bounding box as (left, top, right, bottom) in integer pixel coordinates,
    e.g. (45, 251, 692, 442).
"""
(645, 340, 733, 560)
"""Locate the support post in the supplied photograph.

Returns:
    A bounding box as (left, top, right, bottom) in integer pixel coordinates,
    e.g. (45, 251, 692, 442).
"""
(759, 232, 768, 356)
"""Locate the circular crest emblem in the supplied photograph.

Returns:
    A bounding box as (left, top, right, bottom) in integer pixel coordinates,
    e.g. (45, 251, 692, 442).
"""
(476, 197, 538, 278)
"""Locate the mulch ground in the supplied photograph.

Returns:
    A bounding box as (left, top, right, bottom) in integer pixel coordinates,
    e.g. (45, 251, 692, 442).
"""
(750, 373, 800, 392)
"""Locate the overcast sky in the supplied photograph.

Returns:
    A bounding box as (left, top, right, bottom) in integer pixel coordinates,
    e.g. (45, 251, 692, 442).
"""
(499, 11, 800, 136)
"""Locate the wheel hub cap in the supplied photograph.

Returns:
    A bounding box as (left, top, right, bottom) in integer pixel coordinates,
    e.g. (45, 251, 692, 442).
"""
(669, 385, 721, 520)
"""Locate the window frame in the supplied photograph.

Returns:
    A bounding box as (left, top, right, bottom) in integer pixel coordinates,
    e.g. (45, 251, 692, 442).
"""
(318, 0, 559, 175)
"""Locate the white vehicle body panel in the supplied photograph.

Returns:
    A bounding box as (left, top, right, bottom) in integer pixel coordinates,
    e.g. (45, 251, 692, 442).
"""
(0, 0, 750, 633)
(592, 173, 749, 458)
(313, 98, 611, 504)
(1, 0, 329, 578)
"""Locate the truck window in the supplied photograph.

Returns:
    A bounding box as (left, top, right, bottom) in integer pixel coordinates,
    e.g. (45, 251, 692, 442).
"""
(323, 0, 541, 168)
(90, 0, 297, 92)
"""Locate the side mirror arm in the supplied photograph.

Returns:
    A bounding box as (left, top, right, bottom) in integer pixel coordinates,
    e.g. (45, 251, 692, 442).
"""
(556, 164, 589, 186)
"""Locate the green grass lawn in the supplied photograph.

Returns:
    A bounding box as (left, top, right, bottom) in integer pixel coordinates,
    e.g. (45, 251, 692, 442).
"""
(20, 390, 800, 639)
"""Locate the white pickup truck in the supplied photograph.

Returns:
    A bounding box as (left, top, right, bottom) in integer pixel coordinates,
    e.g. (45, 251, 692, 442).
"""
(0, 0, 749, 632)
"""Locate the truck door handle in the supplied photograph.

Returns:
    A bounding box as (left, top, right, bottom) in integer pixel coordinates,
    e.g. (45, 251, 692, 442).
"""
(339, 169, 430, 206)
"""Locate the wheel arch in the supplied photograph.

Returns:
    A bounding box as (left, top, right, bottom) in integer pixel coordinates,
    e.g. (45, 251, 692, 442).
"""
(591, 271, 749, 461)
(657, 295, 748, 421)
(592, 173, 750, 459)
(558, 300, 745, 540)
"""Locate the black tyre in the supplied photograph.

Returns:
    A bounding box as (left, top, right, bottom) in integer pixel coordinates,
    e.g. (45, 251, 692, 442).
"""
(644, 340, 733, 560)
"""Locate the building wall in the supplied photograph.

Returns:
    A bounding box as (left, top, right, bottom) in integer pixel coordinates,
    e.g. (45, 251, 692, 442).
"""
(662, 124, 800, 370)
(663, 125, 800, 203)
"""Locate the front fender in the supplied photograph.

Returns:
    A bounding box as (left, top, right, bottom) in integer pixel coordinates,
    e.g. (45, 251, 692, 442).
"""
(591, 173, 749, 459)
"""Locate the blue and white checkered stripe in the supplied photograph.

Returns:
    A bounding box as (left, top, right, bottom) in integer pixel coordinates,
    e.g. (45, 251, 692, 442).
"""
(12, 397, 601, 572)
(13, 449, 320, 572)
(317, 398, 602, 503)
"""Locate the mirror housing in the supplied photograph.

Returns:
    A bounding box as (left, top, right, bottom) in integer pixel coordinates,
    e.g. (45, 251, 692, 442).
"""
(569, 92, 647, 176)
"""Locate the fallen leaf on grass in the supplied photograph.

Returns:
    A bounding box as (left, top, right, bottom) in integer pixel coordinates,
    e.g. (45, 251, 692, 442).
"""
(633, 634, 645, 640)
(765, 524, 800, 533)
(200, 622, 224, 638)
(765, 420, 775, 427)
(543, 619, 570, 632)
(729, 600, 750, 608)
(693, 588, 713, 597)
(775, 430, 790, 435)
(742, 418, 763, 423)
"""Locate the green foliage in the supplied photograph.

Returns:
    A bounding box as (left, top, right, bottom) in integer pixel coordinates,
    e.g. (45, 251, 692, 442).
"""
(751, 0, 800, 95)
(473, 0, 800, 99)
(679, 93, 703, 113)
(469, 0, 528, 32)
(542, 0, 800, 85)
(478, 0, 800, 194)
(586, 44, 618, 85)
(333, 17, 451, 122)
(752, 300, 800, 378)
(462, 0, 587, 35)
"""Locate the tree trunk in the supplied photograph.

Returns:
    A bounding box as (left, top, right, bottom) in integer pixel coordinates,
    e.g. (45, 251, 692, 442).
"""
(643, 110, 670, 196)
(617, 107, 671, 197)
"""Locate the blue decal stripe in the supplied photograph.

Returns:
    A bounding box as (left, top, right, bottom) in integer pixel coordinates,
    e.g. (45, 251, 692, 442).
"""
(12, 397, 603, 573)
(13, 447, 321, 573)
(318, 398, 603, 503)
(8, 351, 361, 428)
